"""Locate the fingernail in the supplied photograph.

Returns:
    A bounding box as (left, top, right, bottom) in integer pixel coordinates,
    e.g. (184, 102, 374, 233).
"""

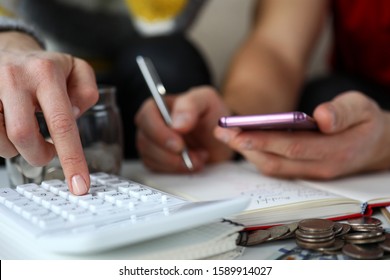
(71, 174, 88, 195)
(72, 106, 80, 118)
(239, 139, 253, 150)
(166, 138, 182, 152)
(172, 112, 190, 129)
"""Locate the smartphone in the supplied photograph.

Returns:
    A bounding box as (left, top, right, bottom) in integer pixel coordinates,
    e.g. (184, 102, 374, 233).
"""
(218, 111, 317, 130)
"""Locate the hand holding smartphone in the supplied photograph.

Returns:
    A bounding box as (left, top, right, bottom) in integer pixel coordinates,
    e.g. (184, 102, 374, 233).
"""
(218, 111, 317, 130)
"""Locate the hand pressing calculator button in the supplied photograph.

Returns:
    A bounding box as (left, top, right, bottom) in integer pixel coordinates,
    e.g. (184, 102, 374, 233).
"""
(0, 172, 249, 254)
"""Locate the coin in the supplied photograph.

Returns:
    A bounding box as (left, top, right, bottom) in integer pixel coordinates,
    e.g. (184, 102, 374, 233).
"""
(335, 223, 351, 236)
(246, 230, 271, 246)
(266, 225, 290, 241)
(333, 222, 344, 235)
(345, 234, 386, 245)
(298, 219, 334, 232)
(19, 156, 44, 179)
(296, 235, 335, 243)
(379, 233, 390, 252)
(286, 222, 299, 233)
(43, 166, 65, 181)
(5, 157, 25, 187)
(295, 228, 335, 239)
(315, 238, 345, 253)
(295, 238, 335, 250)
(274, 222, 298, 240)
(343, 230, 384, 240)
(351, 225, 382, 232)
(347, 217, 382, 227)
(342, 243, 384, 259)
(248, 217, 389, 259)
(84, 142, 122, 174)
(317, 238, 345, 252)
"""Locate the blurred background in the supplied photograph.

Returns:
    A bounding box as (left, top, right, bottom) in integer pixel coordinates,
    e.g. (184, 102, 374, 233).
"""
(188, 0, 331, 87)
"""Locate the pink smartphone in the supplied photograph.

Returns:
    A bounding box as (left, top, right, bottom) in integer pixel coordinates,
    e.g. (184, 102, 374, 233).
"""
(218, 111, 317, 130)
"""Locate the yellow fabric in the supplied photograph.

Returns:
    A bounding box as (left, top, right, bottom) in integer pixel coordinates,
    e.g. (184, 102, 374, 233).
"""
(0, 5, 14, 17)
(84, 57, 113, 73)
(125, 0, 187, 22)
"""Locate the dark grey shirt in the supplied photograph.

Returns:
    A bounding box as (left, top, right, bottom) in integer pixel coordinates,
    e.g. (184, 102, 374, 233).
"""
(2, 0, 205, 58)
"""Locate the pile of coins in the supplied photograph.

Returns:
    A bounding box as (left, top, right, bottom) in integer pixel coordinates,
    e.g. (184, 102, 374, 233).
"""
(83, 142, 123, 174)
(237, 217, 390, 259)
(237, 223, 299, 246)
(295, 219, 342, 252)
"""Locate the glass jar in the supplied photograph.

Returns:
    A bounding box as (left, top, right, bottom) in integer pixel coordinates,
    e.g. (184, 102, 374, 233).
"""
(78, 85, 123, 175)
(6, 85, 124, 187)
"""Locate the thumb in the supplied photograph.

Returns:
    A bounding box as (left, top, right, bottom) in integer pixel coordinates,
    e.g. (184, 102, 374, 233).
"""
(170, 87, 217, 133)
(313, 91, 377, 134)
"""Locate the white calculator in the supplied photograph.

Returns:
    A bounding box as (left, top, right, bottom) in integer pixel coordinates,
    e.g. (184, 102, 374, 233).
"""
(0, 172, 249, 255)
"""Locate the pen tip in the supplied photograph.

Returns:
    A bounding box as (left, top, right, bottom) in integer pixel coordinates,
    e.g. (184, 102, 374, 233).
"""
(181, 149, 194, 171)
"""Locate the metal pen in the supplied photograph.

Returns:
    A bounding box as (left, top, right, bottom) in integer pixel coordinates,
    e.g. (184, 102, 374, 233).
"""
(136, 55, 194, 171)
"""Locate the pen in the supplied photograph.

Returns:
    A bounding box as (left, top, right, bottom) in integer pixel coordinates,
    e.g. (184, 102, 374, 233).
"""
(136, 55, 194, 171)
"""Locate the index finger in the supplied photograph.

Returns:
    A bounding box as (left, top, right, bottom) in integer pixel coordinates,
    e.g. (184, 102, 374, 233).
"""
(38, 85, 89, 196)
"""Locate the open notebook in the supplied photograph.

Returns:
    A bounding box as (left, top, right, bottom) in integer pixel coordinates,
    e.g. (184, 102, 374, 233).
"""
(128, 161, 390, 229)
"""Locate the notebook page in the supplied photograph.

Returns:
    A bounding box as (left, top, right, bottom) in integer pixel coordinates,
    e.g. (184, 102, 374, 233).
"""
(131, 161, 350, 212)
(299, 171, 390, 204)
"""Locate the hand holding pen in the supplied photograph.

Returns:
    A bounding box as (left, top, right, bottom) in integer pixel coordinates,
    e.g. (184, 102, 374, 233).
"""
(136, 55, 194, 171)
(134, 56, 233, 173)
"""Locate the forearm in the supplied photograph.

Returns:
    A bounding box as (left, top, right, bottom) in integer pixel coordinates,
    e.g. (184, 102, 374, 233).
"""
(222, 35, 304, 115)
(222, 0, 328, 116)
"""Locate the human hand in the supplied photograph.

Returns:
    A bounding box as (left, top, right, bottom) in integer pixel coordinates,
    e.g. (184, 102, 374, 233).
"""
(135, 86, 234, 172)
(214, 91, 390, 179)
(0, 32, 99, 194)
